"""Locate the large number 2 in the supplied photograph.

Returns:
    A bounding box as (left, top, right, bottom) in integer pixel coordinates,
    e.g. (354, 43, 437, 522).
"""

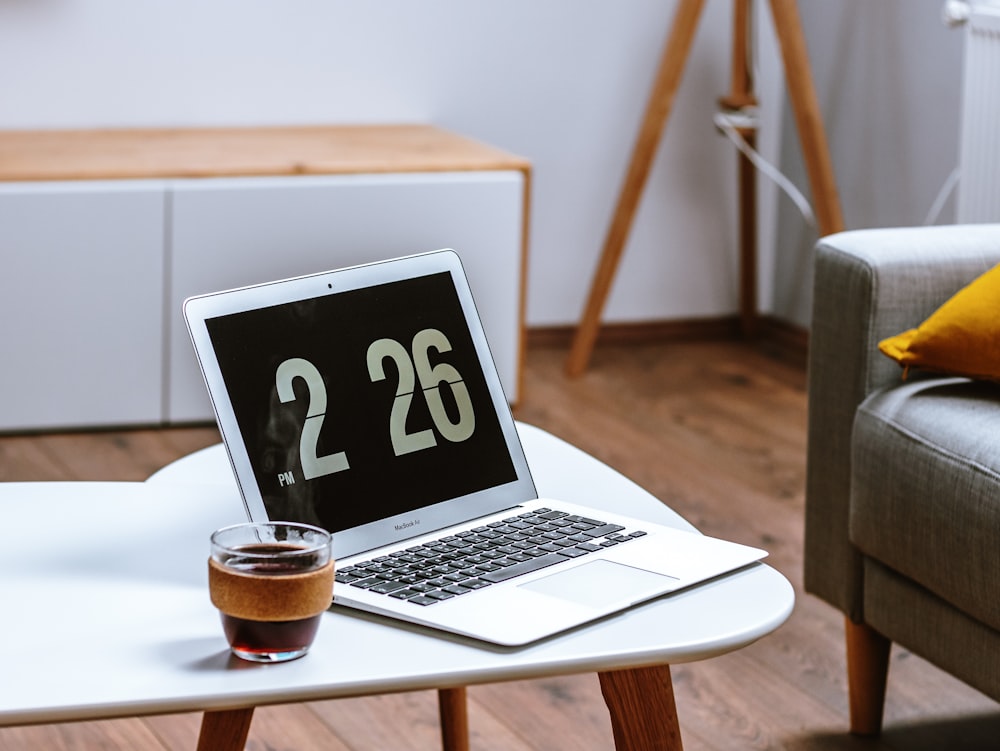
(275, 358, 351, 480)
(367, 329, 476, 456)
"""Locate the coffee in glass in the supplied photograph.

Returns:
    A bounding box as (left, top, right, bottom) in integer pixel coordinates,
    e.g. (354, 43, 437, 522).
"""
(209, 522, 333, 662)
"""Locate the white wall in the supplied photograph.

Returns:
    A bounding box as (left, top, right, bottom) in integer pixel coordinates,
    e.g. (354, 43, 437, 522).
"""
(0, 0, 747, 327)
(0, 1, 969, 330)
(774, 0, 966, 326)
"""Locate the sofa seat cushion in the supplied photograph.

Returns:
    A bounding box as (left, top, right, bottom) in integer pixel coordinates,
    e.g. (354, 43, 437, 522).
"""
(851, 376, 1000, 632)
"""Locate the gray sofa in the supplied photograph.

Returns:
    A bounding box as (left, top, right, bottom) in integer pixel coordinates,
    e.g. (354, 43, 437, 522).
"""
(805, 224, 1000, 735)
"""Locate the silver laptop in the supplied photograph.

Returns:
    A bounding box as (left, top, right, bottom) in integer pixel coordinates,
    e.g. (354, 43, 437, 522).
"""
(184, 249, 767, 646)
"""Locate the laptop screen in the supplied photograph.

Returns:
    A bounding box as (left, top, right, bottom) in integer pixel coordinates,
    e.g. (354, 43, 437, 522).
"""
(203, 270, 518, 535)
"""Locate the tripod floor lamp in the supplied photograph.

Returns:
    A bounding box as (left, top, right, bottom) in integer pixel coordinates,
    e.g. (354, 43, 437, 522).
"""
(565, 0, 844, 377)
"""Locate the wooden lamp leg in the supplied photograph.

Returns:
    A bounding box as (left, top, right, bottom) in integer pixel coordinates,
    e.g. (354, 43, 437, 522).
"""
(599, 665, 684, 750)
(721, 0, 760, 338)
(566, 0, 708, 378)
(567, 0, 844, 377)
(766, 0, 844, 236)
(438, 687, 470, 751)
(845, 618, 891, 736)
(197, 708, 255, 751)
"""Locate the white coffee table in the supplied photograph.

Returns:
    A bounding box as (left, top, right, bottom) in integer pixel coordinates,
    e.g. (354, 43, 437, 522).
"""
(0, 422, 793, 750)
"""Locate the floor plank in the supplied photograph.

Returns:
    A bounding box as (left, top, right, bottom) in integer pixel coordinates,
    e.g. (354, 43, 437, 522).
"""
(468, 676, 616, 750)
(0, 718, 169, 751)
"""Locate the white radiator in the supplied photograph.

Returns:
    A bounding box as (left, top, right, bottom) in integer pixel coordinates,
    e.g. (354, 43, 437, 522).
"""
(956, 3, 1000, 222)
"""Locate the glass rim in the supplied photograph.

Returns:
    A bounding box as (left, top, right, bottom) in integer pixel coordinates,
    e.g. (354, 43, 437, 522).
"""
(210, 521, 331, 557)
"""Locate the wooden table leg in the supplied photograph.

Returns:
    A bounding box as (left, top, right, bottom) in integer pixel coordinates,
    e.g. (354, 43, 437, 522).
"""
(438, 686, 470, 751)
(197, 707, 255, 751)
(599, 665, 683, 750)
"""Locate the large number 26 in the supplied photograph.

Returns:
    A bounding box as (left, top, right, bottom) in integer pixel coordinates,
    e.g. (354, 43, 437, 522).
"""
(275, 358, 351, 480)
(367, 328, 476, 456)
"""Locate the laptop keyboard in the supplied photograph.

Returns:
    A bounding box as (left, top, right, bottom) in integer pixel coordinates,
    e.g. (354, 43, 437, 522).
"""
(336, 508, 647, 606)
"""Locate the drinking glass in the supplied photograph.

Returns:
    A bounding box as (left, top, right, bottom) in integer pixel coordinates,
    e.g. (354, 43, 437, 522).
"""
(209, 522, 333, 662)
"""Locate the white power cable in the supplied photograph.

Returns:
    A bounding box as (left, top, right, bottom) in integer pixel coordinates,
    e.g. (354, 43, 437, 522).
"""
(714, 109, 818, 230)
(923, 166, 961, 225)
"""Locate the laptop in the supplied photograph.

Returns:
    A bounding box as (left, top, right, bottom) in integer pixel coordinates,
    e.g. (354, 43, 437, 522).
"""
(183, 249, 767, 646)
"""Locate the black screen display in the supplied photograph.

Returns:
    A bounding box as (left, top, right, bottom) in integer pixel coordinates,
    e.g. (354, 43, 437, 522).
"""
(205, 272, 517, 533)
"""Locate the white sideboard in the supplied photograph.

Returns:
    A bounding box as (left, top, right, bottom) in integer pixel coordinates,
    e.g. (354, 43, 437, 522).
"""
(0, 126, 530, 432)
(0, 181, 166, 429)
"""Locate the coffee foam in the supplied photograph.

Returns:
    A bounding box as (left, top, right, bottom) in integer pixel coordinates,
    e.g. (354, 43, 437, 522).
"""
(208, 558, 335, 622)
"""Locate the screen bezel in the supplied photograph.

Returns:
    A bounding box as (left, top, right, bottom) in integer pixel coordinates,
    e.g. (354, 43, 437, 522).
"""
(183, 249, 536, 558)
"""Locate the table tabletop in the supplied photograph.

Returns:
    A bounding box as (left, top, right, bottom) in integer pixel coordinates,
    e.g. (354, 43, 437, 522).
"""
(0, 422, 793, 727)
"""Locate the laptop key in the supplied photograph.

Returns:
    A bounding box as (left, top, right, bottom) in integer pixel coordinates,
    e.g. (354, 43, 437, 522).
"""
(583, 523, 626, 538)
(425, 590, 455, 601)
(504, 532, 531, 542)
(537, 510, 568, 519)
(408, 596, 439, 606)
(389, 588, 422, 599)
(369, 580, 410, 594)
(550, 539, 577, 548)
(349, 576, 385, 589)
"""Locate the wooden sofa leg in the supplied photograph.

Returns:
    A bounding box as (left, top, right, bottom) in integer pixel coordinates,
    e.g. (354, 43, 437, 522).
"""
(845, 617, 891, 736)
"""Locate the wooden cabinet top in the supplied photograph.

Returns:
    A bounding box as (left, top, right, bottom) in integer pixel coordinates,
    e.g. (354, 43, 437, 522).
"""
(0, 124, 530, 182)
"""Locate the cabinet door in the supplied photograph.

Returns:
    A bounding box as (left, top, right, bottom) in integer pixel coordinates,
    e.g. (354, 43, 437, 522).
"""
(168, 172, 523, 423)
(0, 182, 165, 431)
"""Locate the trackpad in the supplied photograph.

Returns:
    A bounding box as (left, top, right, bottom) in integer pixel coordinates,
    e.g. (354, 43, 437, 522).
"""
(519, 559, 678, 610)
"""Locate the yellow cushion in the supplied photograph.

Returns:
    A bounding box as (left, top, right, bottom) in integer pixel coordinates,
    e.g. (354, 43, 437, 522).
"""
(878, 262, 1000, 380)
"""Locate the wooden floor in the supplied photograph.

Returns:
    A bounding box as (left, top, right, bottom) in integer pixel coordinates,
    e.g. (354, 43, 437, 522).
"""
(1, 339, 997, 750)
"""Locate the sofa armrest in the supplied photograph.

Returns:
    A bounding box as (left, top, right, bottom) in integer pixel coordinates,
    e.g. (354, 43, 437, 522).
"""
(804, 224, 1000, 620)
